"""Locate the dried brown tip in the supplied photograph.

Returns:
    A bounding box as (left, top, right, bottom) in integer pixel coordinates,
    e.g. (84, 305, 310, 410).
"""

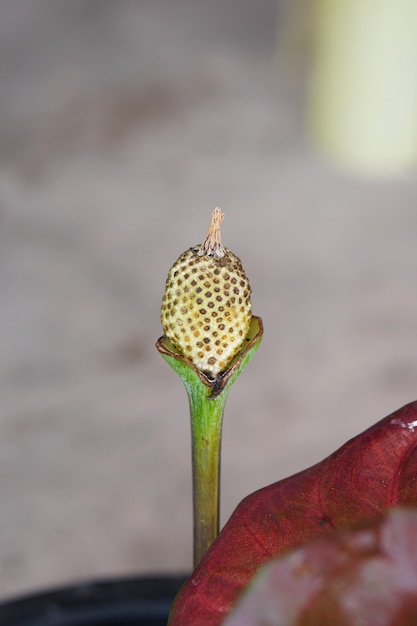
(198, 207, 225, 258)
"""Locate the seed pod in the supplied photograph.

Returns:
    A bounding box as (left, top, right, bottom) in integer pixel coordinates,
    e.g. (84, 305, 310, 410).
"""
(161, 208, 252, 377)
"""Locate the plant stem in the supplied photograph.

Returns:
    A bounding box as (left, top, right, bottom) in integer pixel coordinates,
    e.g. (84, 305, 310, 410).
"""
(186, 381, 228, 567)
(156, 316, 263, 568)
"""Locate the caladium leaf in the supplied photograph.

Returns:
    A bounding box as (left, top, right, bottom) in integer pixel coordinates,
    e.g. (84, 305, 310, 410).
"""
(224, 508, 417, 626)
(169, 400, 417, 625)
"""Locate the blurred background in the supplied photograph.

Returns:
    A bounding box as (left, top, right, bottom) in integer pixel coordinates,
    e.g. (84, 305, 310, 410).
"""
(1, 0, 417, 600)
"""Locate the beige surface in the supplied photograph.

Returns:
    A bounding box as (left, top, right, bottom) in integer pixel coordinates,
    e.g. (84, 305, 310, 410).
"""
(1, 0, 417, 600)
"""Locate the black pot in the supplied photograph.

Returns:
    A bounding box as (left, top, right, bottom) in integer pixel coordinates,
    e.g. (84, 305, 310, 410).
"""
(0, 574, 188, 626)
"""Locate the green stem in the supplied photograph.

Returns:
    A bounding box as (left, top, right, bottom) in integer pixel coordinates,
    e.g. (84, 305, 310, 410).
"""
(156, 316, 263, 568)
(187, 381, 228, 567)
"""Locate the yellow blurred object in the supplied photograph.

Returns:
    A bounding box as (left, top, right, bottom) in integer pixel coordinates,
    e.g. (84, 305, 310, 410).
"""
(308, 0, 417, 175)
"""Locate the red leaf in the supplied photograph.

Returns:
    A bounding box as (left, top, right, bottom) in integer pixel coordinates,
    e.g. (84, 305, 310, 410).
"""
(224, 508, 417, 626)
(169, 401, 417, 625)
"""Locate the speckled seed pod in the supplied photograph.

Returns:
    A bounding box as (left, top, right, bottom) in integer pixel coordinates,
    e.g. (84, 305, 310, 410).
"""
(161, 208, 252, 377)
